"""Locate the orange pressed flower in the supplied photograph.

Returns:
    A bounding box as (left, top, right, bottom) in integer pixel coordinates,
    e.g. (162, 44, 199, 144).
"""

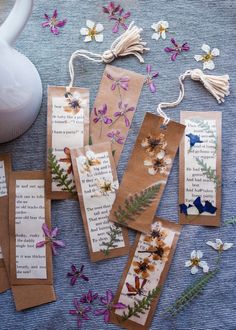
(144, 227, 167, 243)
(138, 241, 170, 262)
(59, 147, 73, 174)
(133, 258, 155, 279)
(141, 133, 166, 156)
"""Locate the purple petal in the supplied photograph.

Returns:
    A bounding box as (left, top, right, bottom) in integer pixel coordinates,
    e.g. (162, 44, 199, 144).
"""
(123, 11, 131, 19)
(103, 7, 109, 14)
(111, 82, 116, 90)
(113, 302, 127, 309)
(164, 47, 174, 53)
(71, 264, 77, 273)
(56, 19, 67, 27)
(100, 296, 108, 305)
(182, 42, 190, 51)
(84, 306, 92, 313)
(51, 244, 57, 255)
(67, 272, 73, 277)
(104, 117, 113, 124)
(93, 107, 98, 117)
(53, 9, 58, 19)
(80, 264, 84, 272)
(36, 241, 46, 248)
(120, 76, 129, 82)
(112, 22, 119, 33)
(146, 64, 151, 74)
(107, 132, 113, 138)
(171, 52, 178, 61)
(102, 104, 108, 114)
(82, 314, 90, 321)
(106, 73, 114, 80)
(120, 82, 128, 90)
(114, 112, 121, 117)
(93, 117, 100, 124)
(51, 227, 58, 238)
(104, 310, 110, 324)
(70, 276, 77, 286)
(69, 309, 77, 315)
(42, 22, 50, 28)
(51, 26, 59, 35)
(81, 274, 89, 281)
(152, 71, 159, 78)
(44, 13, 50, 20)
(121, 23, 128, 30)
(74, 298, 80, 310)
(42, 223, 51, 237)
(94, 309, 106, 316)
(53, 240, 65, 248)
(124, 116, 130, 127)
(106, 289, 114, 304)
(171, 38, 178, 47)
(126, 107, 135, 113)
(149, 82, 156, 93)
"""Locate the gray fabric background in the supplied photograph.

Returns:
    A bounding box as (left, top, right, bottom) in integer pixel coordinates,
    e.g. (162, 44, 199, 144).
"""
(0, 0, 236, 329)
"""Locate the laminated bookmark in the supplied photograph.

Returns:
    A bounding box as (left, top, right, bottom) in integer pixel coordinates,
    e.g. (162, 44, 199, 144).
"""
(110, 217, 181, 330)
(90, 65, 145, 165)
(0, 154, 11, 293)
(179, 111, 222, 226)
(109, 112, 185, 233)
(9, 171, 56, 311)
(71, 142, 129, 261)
(46, 86, 89, 200)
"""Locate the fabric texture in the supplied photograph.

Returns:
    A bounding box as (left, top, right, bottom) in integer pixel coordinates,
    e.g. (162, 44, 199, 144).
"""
(0, 0, 235, 329)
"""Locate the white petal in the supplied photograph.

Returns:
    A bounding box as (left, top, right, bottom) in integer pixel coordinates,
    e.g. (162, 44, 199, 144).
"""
(206, 241, 218, 250)
(185, 260, 192, 267)
(151, 23, 158, 30)
(151, 32, 160, 40)
(161, 31, 166, 39)
(201, 43, 211, 53)
(203, 60, 215, 70)
(80, 27, 89, 36)
(84, 35, 92, 42)
(165, 157, 172, 165)
(95, 23, 104, 33)
(211, 48, 220, 56)
(144, 159, 153, 166)
(191, 266, 199, 274)
(160, 20, 169, 28)
(148, 168, 157, 175)
(194, 55, 203, 62)
(199, 260, 209, 273)
(216, 239, 223, 245)
(156, 150, 165, 159)
(223, 243, 233, 250)
(191, 250, 197, 259)
(196, 250, 203, 259)
(86, 20, 95, 29)
(94, 33, 103, 42)
(86, 151, 96, 159)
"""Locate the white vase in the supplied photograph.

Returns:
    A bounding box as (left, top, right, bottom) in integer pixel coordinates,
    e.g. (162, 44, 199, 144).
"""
(0, 0, 42, 143)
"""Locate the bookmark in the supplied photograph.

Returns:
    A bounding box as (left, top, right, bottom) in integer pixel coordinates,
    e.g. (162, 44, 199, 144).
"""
(179, 111, 222, 226)
(71, 142, 129, 262)
(9, 171, 56, 311)
(90, 65, 145, 165)
(46, 86, 89, 200)
(0, 154, 11, 293)
(110, 218, 181, 330)
(109, 113, 185, 233)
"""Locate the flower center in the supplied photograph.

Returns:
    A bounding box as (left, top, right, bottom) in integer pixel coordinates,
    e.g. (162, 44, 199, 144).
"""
(50, 18, 58, 27)
(88, 27, 97, 38)
(202, 53, 213, 62)
(153, 246, 164, 257)
(157, 25, 166, 33)
(139, 262, 148, 272)
(119, 17, 125, 24)
(191, 258, 200, 266)
(151, 230, 161, 239)
(148, 137, 160, 149)
(70, 99, 80, 109)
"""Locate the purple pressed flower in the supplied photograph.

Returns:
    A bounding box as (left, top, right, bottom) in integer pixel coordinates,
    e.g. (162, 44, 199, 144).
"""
(164, 38, 190, 61)
(42, 10, 67, 35)
(36, 223, 65, 255)
(113, 101, 135, 127)
(93, 104, 112, 137)
(94, 289, 126, 324)
(107, 130, 125, 145)
(110, 8, 131, 33)
(67, 264, 89, 286)
(106, 73, 129, 91)
(103, 2, 121, 17)
(80, 290, 98, 304)
(145, 64, 159, 93)
(69, 298, 91, 328)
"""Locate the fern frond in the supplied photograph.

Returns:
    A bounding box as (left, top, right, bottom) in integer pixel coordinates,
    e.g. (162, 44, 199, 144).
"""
(48, 148, 76, 195)
(191, 118, 217, 153)
(196, 158, 221, 188)
(122, 287, 161, 321)
(114, 183, 161, 225)
(224, 217, 236, 225)
(101, 224, 122, 256)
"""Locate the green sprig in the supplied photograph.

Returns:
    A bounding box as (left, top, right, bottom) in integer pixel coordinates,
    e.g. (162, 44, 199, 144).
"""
(122, 287, 161, 321)
(114, 183, 161, 225)
(101, 224, 122, 256)
(196, 157, 221, 188)
(48, 148, 76, 195)
(191, 118, 217, 153)
(224, 216, 236, 225)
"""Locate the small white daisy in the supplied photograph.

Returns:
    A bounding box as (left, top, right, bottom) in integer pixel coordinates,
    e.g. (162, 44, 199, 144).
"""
(151, 20, 169, 40)
(80, 20, 104, 43)
(206, 239, 233, 252)
(185, 250, 209, 275)
(194, 43, 220, 70)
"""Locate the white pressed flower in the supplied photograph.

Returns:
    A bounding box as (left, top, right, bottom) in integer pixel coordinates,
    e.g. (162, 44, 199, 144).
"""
(78, 151, 101, 172)
(93, 179, 118, 197)
(206, 239, 233, 252)
(80, 20, 104, 43)
(185, 250, 209, 275)
(194, 43, 220, 70)
(151, 20, 169, 40)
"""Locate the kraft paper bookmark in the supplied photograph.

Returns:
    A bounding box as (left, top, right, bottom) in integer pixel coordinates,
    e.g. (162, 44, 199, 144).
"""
(46, 86, 89, 200)
(90, 65, 145, 166)
(0, 154, 11, 293)
(110, 218, 181, 330)
(179, 111, 222, 226)
(109, 113, 185, 233)
(71, 142, 129, 262)
(9, 171, 56, 311)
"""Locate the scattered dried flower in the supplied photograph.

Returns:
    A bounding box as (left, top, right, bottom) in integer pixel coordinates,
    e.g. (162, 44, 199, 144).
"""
(145, 64, 159, 93)
(67, 264, 89, 286)
(93, 104, 113, 136)
(36, 223, 65, 255)
(185, 250, 209, 275)
(194, 44, 220, 70)
(107, 130, 125, 145)
(80, 20, 104, 42)
(206, 239, 233, 252)
(42, 9, 67, 35)
(151, 20, 169, 40)
(80, 290, 98, 304)
(106, 73, 129, 91)
(133, 257, 155, 279)
(164, 38, 190, 61)
(110, 8, 131, 33)
(103, 2, 121, 17)
(78, 151, 101, 173)
(112, 101, 135, 127)
(69, 298, 91, 328)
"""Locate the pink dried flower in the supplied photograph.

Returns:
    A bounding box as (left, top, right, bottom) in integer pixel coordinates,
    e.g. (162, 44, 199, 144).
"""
(103, 2, 121, 17)
(110, 8, 131, 33)
(106, 73, 129, 91)
(67, 264, 89, 286)
(69, 298, 91, 328)
(145, 64, 159, 93)
(36, 223, 65, 255)
(42, 9, 67, 35)
(164, 38, 190, 61)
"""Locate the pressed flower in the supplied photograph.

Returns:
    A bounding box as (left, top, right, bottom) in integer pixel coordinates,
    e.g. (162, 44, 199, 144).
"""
(67, 264, 89, 286)
(206, 239, 233, 252)
(107, 130, 125, 145)
(186, 133, 203, 149)
(80, 20, 104, 42)
(80, 290, 98, 304)
(126, 276, 147, 296)
(103, 2, 121, 17)
(145, 64, 159, 93)
(133, 257, 155, 279)
(78, 151, 101, 173)
(139, 240, 170, 261)
(112, 101, 135, 127)
(164, 38, 190, 61)
(36, 223, 65, 255)
(64, 92, 83, 115)
(151, 20, 169, 40)
(69, 298, 91, 328)
(94, 289, 126, 324)
(144, 150, 172, 176)
(110, 8, 131, 33)
(94, 179, 118, 197)
(193, 196, 217, 215)
(106, 73, 129, 91)
(194, 44, 220, 70)
(59, 147, 73, 175)
(93, 104, 113, 136)
(141, 133, 167, 156)
(144, 223, 167, 243)
(42, 9, 67, 35)
(185, 250, 209, 275)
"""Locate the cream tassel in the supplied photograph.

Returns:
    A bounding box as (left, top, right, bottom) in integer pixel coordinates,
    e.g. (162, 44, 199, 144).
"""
(68, 21, 149, 88)
(157, 68, 230, 125)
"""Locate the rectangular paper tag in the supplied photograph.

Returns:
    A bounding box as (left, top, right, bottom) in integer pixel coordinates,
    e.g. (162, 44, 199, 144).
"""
(46, 86, 89, 200)
(71, 142, 129, 261)
(110, 218, 181, 329)
(9, 171, 56, 310)
(179, 111, 222, 226)
(90, 65, 145, 166)
(109, 113, 185, 233)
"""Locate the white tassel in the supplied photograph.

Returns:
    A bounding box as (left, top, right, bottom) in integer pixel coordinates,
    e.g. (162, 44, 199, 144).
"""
(190, 68, 230, 104)
(68, 21, 149, 87)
